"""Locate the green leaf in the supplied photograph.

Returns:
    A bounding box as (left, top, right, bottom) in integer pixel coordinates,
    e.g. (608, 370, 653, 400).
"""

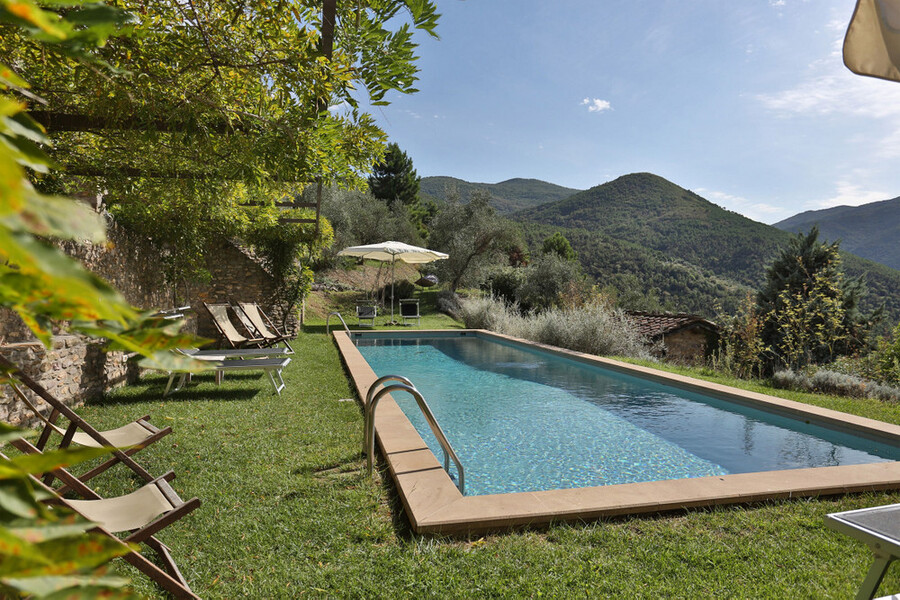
(0, 62, 28, 88)
(8, 446, 116, 477)
(0, 479, 42, 518)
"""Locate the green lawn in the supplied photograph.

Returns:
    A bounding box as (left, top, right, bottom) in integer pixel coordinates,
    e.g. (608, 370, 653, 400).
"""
(75, 321, 900, 598)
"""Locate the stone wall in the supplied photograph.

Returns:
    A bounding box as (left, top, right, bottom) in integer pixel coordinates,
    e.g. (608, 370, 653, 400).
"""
(0, 219, 297, 427)
(0, 336, 137, 427)
(662, 328, 715, 364)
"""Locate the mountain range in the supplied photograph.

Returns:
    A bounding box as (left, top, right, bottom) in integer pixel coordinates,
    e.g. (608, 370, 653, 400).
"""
(421, 173, 900, 326)
(774, 197, 900, 271)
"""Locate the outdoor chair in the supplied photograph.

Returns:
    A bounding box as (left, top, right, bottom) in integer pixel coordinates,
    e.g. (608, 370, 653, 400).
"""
(204, 302, 265, 348)
(164, 356, 292, 397)
(357, 305, 377, 327)
(826, 503, 900, 599)
(4, 437, 201, 599)
(234, 301, 294, 353)
(0, 355, 170, 494)
(399, 298, 421, 326)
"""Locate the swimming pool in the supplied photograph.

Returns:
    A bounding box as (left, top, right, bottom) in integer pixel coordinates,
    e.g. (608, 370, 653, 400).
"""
(335, 329, 900, 533)
(356, 335, 900, 496)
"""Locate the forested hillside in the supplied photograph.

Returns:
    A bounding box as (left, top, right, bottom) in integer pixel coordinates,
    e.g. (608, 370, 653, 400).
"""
(511, 173, 900, 324)
(420, 176, 581, 214)
(775, 197, 900, 271)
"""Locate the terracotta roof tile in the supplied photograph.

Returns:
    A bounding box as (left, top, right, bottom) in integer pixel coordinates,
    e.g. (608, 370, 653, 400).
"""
(624, 311, 718, 340)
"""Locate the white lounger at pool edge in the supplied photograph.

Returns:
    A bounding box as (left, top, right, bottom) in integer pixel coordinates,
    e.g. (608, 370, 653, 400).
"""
(825, 503, 900, 600)
(176, 347, 289, 359)
(164, 357, 291, 397)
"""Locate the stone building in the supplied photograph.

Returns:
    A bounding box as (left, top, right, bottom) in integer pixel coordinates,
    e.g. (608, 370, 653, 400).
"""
(625, 311, 719, 364)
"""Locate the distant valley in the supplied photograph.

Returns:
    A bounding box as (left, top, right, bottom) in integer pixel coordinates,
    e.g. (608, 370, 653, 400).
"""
(421, 173, 900, 326)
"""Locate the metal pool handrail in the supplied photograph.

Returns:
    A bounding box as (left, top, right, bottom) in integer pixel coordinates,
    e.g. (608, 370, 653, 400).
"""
(364, 376, 465, 495)
(326, 311, 350, 336)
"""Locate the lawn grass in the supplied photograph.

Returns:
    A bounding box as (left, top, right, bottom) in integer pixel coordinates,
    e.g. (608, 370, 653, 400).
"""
(73, 322, 900, 598)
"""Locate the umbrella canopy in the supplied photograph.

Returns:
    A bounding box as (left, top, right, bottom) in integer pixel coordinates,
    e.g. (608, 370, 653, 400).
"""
(337, 241, 448, 322)
(844, 0, 900, 83)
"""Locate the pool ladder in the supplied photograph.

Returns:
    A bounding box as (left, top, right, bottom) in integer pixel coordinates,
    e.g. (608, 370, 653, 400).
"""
(364, 375, 466, 495)
(326, 311, 351, 336)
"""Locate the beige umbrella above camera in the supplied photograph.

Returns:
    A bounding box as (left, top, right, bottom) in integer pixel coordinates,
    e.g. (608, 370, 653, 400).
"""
(844, 0, 900, 82)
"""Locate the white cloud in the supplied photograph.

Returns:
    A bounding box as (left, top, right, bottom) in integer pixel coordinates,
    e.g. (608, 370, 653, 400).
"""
(581, 97, 612, 113)
(696, 188, 786, 223)
(814, 180, 891, 209)
(770, 0, 786, 7)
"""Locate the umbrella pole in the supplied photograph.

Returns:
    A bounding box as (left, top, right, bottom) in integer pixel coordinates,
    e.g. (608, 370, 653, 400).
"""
(391, 257, 396, 324)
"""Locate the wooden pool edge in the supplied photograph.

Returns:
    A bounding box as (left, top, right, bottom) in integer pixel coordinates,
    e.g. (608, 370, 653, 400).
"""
(334, 329, 900, 535)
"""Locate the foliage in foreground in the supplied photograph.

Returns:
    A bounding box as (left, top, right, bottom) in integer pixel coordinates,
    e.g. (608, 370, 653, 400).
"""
(0, 423, 139, 599)
(457, 294, 653, 360)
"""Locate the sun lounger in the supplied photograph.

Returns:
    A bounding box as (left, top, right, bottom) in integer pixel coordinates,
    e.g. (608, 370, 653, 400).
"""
(204, 302, 265, 348)
(399, 298, 420, 326)
(6, 437, 201, 599)
(0, 354, 169, 493)
(164, 356, 291, 396)
(235, 302, 295, 353)
(826, 503, 900, 599)
(357, 305, 377, 327)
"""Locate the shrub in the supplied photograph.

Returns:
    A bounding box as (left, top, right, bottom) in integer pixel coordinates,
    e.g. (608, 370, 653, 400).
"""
(772, 369, 900, 402)
(516, 254, 588, 311)
(458, 295, 652, 360)
(481, 267, 524, 305)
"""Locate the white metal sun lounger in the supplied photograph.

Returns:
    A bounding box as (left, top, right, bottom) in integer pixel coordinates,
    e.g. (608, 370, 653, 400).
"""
(826, 503, 900, 599)
(176, 347, 289, 359)
(164, 357, 291, 396)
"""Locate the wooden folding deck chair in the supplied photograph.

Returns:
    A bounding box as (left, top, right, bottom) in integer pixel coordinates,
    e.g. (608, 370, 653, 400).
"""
(234, 302, 295, 353)
(0, 355, 171, 493)
(6, 437, 201, 599)
(204, 302, 265, 348)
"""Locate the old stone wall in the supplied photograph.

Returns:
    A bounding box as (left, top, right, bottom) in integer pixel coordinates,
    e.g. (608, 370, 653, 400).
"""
(1, 220, 297, 427)
(0, 336, 137, 427)
(662, 328, 715, 364)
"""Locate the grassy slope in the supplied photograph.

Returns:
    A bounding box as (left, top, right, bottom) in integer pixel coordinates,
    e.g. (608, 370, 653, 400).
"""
(72, 302, 900, 598)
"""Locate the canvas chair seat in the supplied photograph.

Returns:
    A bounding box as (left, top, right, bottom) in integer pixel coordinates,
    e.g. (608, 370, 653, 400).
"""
(67, 476, 181, 533)
(7, 438, 201, 599)
(235, 302, 295, 353)
(204, 302, 265, 348)
(0, 355, 170, 493)
(65, 420, 161, 449)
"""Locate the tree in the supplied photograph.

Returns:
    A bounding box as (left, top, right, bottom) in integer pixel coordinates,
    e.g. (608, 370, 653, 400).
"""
(757, 227, 873, 370)
(542, 231, 577, 261)
(368, 142, 421, 208)
(428, 190, 519, 292)
(5, 0, 440, 296)
(517, 253, 587, 311)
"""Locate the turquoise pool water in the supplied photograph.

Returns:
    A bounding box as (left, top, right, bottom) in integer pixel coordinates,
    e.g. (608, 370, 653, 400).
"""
(356, 334, 900, 496)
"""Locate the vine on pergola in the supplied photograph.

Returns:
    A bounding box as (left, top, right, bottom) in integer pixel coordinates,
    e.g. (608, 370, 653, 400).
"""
(3, 0, 439, 291)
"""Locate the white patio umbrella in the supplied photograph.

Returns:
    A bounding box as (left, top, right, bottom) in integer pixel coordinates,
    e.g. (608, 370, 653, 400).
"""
(844, 0, 900, 82)
(337, 241, 449, 323)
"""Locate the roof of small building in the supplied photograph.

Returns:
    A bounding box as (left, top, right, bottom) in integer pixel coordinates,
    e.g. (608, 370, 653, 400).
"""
(624, 311, 719, 340)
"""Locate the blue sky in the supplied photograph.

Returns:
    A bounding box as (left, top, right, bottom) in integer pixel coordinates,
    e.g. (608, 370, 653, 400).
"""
(356, 0, 900, 224)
